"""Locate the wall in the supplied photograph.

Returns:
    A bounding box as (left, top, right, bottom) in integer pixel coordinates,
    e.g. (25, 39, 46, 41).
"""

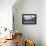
(41, 0, 46, 46)
(0, 0, 16, 30)
(13, 0, 41, 46)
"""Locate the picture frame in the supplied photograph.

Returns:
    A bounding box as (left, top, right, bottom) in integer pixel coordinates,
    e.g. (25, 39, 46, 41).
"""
(22, 14, 37, 24)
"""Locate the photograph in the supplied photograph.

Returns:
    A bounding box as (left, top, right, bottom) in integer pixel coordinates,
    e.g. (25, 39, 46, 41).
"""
(22, 14, 36, 24)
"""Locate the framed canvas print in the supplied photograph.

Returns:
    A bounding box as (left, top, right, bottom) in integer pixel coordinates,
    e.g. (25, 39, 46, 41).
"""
(22, 14, 37, 24)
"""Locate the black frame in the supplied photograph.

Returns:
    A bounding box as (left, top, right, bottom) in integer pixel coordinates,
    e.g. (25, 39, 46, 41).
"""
(22, 14, 37, 24)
